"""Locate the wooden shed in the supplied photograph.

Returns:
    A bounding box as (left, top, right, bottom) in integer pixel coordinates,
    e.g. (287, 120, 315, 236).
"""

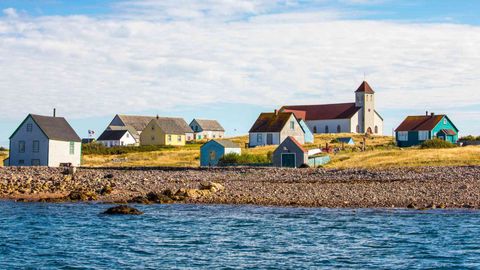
(273, 136, 308, 168)
(200, 139, 241, 167)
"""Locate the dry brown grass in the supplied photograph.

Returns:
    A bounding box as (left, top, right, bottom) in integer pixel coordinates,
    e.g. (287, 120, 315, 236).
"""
(79, 134, 480, 169)
(0, 151, 7, 167)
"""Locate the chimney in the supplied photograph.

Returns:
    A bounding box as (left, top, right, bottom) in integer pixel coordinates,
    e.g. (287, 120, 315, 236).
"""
(53, 108, 56, 117)
(431, 112, 435, 117)
(425, 111, 428, 116)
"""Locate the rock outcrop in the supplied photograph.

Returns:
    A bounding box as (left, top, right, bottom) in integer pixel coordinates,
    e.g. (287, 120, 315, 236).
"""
(103, 205, 143, 215)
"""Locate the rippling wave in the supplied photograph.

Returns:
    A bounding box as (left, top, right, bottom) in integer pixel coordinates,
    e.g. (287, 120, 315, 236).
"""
(1, 202, 479, 269)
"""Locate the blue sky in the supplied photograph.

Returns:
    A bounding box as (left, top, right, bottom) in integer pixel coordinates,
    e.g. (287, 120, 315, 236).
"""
(0, 0, 479, 146)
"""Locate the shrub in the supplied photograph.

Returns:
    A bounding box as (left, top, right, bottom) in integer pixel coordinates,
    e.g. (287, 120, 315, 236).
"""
(0, 146, 7, 151)
(420, 139, 456, 149)
(219, 153, 271, 165)
(460, 135, 476, 141)
(330, 138, 339, 143)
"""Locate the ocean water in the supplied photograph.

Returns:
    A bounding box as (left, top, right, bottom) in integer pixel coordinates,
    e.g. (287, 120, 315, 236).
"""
(1, 202, 479, 269)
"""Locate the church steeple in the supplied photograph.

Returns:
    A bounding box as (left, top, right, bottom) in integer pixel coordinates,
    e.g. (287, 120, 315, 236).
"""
(355, 81, 375, 94)
(355, 81, 376, 134)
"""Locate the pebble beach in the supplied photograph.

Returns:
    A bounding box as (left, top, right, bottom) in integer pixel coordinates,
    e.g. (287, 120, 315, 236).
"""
(1, 166, 480, 209)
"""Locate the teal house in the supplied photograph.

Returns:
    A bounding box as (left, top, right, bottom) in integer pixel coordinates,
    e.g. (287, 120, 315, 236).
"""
(200, 139, 241, 166)
(299, 119, 314, 144)
(395, 113, 459, 147)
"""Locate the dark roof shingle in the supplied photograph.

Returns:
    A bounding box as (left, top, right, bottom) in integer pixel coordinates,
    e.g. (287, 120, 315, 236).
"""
(281, 103, 361, 121)
(30, 114, 81, 142)
(395, 115, 445, 132)
(355, 81, 375, 94)
(97, 130, 131, 141)
(249, 112, 295, 133)
(192, 119, 225, 131)
(153, 117, 193, 135)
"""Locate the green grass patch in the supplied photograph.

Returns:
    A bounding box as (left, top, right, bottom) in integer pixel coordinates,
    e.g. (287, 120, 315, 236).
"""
(420, 139, 456, 149)
(219, 152, 272, 165)
(82, 143, 202, 155)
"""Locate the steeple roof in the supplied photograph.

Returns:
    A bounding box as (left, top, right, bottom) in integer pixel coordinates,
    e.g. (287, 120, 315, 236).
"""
(355, 81, 375, 94)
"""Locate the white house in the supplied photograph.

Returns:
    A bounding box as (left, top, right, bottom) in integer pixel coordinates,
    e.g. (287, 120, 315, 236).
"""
(281, 81, 384, 135)
(249, 111, 305, 147)
(97, 129, 137, 147)
(189, 119, 225, 140)
(6, 114, 82, 167)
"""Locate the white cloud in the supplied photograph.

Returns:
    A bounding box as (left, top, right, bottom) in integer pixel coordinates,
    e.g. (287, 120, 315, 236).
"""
(2, 8, 18, 18)
(0, 1, 479, 132)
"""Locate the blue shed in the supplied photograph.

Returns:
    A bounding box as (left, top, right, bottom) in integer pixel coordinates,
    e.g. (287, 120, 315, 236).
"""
(200, 139, 241, 167)
(337, 137, 355, 145)
(395, 113, 459, 147)
(299, 119, 314, 144)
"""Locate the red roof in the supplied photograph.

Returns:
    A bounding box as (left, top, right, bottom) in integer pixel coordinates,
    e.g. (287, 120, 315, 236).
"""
(395, 115, 445, 131)
(439, 129, 457, 136)
(355, 81, 375, 94)
(281, 103, 360, 121)
(286, 136, 307, 153)
(249, 112, 295, 133)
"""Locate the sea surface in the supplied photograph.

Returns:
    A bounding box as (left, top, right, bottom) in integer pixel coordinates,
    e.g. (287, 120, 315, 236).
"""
(1, 202, 479, 269)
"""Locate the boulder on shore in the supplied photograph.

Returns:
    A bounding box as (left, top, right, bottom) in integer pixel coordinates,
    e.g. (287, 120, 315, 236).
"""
(103, 205, 143, 215)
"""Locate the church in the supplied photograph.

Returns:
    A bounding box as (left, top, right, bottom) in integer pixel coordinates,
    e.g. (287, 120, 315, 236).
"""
(280, 81, 384, 135)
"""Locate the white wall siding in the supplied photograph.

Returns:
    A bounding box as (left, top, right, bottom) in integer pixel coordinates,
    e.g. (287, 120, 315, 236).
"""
(48, 140, 81, 167)
(9, 116, 49, 166)
(225, 148, 241, 155)
(306, 119, 351, 134)
(374, 112, 384, 135)
(249, 132, 281, 147)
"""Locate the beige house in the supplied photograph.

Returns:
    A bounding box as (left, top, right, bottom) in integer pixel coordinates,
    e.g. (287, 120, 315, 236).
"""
(281, 81, 383, 135)
(189, 119, 225, 140)
(140, 117, 192, 146)
(249, 111, 305, 147)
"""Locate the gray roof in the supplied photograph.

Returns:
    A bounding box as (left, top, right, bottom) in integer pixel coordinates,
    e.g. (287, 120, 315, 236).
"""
(192, 119, 225, 132)
(210, 139, 240, 148)
(152, 117, 193, 135)
(116, 115, 155, 132)
(17, 114, 81, 142)
(97, 130, 131, 141)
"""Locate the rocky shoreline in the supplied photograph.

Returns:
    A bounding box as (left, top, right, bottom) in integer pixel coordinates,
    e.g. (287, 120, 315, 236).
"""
(1, 166, 480, 209)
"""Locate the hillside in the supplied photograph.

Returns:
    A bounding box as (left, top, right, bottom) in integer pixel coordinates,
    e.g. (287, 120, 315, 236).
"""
(80, 134, 480, 168)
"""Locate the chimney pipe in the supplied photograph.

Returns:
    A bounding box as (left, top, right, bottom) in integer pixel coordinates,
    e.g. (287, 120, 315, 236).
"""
(53, 108, 56, 117)
(426, 111, 428, 116)
(431, 112, 434, 117)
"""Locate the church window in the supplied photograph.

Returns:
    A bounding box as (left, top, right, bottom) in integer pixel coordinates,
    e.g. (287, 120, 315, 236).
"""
(325, 126, 329, 133)
(356, 125, 360, 133)
(337, 125, 341, 133)
(313, 126, 317, 133)
(375, 126, 378, 134)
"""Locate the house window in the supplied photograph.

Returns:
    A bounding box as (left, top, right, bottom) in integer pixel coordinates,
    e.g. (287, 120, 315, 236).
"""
(194, 126, 199, 132)
(26, 124, 33, 132)
(197, 135, 202, 140)
(290, 121, 295, 130)
(313, 126, 317, 133)
(213, 134, 216, 138)
(325, 126, 329, 133)
(257, 134, 263, 143)
(19, 141, 25, 153)
(33, 140, 39, 153)
(177, 136, 181, 142)
(126, 133, 129, 138)
(374, 126, 378, 134)
(356, 125, 360, 133)
(443, 118, 447, 125)
(151, 136, 155, 141)
(209, 151, 216, 161)
(69, 142, 75, 155)
(168, 135, 172, 142)
(418, 131, 429, 141)
(31, 159, 40, 166)
(397, 131, 408, 141)
(337, 125, 341, 133)
(151, 126, 155, 130)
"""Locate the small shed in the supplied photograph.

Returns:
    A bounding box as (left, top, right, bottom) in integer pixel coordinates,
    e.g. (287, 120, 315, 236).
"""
(337, 137, 355, 145)
(200, 139, 241, 166)
(273, 136, 308, 168)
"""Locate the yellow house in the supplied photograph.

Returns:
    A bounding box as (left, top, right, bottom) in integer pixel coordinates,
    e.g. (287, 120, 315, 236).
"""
(140, 117, 192, 146)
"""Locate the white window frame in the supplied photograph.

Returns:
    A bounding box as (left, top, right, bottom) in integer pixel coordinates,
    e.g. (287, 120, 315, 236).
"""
(257, 134, 263, 143)
(69, 142, 75, 155)
(397, 131, 408, 141)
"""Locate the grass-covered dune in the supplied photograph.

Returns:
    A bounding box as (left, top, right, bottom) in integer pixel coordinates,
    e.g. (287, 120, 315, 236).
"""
(79, 134, 480, 169)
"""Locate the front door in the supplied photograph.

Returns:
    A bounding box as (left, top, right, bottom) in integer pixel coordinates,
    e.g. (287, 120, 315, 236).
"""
(281, 153, 296, 168)
(267, 134, 273, 145)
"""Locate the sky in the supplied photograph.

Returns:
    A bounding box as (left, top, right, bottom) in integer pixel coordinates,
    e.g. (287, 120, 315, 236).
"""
(0, 0, 479, 147)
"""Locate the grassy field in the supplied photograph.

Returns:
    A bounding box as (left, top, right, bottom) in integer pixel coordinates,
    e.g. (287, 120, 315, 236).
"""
(0, 151, 7, 166)
(2, 135, 479, 168)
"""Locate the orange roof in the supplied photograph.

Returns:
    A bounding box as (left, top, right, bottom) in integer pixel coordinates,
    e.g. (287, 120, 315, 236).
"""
(395, 115, 445, 131)
(355, 81, 375, 94)
(286, 136, 307, 153)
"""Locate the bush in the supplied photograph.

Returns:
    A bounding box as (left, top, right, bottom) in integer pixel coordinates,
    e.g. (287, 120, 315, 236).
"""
(459, 135, 480, 141)
(82, 143, 176, 155)
(420, 139, 456, 149)
(0, 146, 7, 151)
(219, 153, 271, 165)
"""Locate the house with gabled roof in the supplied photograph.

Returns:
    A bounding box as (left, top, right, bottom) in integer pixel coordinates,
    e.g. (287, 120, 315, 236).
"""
(273, 136, 308, 168)
(280, 81, 384, 135)
(395, 112, 459, 147)
(7, 113, 81, 167)
(105, 114, 155, 143)
(189, 119, 225, 140)
(140, 116, 193, 146)
(249, 111, 305, 147)
(200, 139, 241, 166)
(97, 129, 137, 147)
